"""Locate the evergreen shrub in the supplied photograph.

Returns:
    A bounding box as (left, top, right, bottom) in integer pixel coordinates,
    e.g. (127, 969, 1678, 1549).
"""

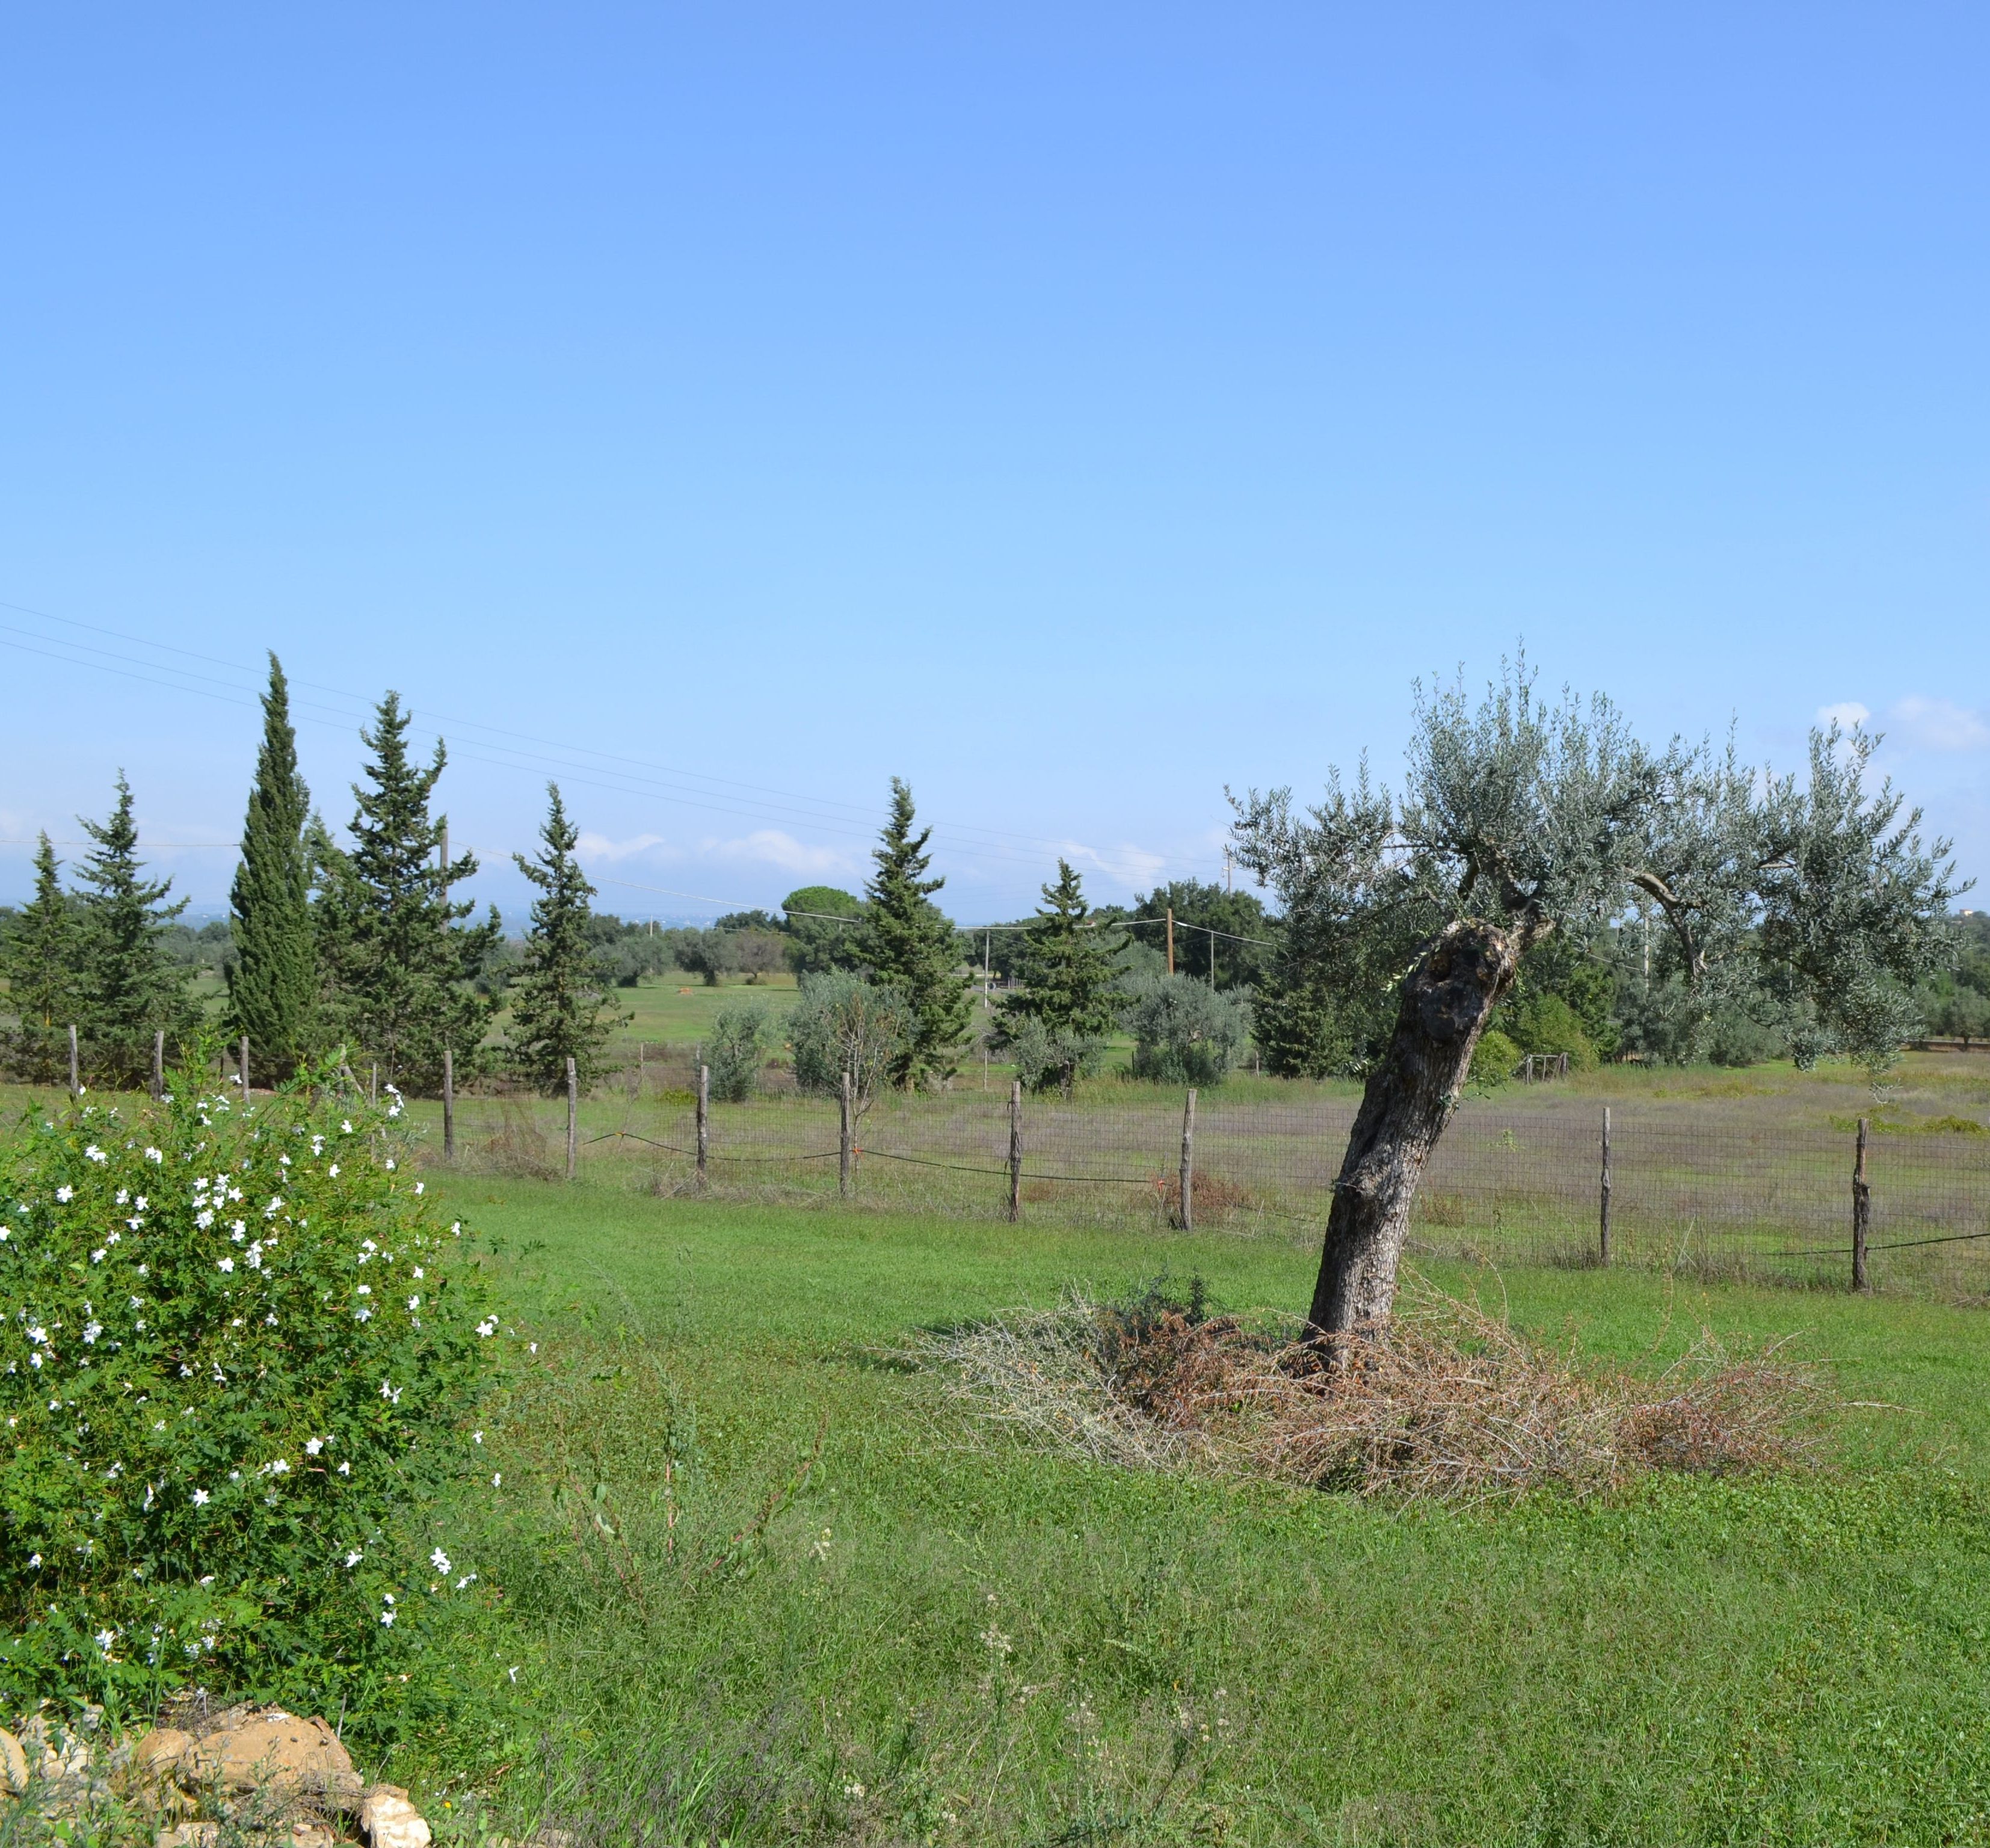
(706, 1004, 771, 1102)
(1122, 976, 1250, 1086)
(0, 1058, 502, 1720)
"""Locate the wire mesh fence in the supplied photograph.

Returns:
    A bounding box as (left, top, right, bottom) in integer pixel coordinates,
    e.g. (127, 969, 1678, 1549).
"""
(443, 1055, 1990, 1302)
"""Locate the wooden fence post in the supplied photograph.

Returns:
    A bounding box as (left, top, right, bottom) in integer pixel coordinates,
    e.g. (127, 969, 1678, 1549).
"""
(696, 1064, 710, 1189)
(239, 1034, 251, 1100)
(1852, 1116, 1871, 1292)
(68, 1024, 79, 1098)
(152, 1030, 164, 1102)
(442, 1048, 456, 1162)
(565, 1056, 579, 1182)
(1177, 1088, 1197, 1232)
(839, 1070, 853, 1198)
(1599, 1105, 1612, 1266)
(1008, 1080, 1022, 1223)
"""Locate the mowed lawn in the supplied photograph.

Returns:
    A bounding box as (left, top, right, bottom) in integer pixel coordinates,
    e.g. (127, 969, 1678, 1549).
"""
(424, 1175, 1990, 1847)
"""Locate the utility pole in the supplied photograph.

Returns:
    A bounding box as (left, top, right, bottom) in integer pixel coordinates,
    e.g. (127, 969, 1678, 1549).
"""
(1224, 846, 1232, 893)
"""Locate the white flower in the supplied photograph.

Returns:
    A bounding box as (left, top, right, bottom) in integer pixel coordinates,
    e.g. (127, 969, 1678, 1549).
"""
(269, 1458, 290, 1474)
(380, 1379, 401, 1403)
(337, 1461, 351, 1475)
(135, 1196, 147, 1210)
(29, 1354, 42, 1369)
(341, 1120, 353, 1133)
(94, 1628, 116, 1650)
(355, 1307, 372, 1322)
(491, 1472, 502, 1487)
(55, 1186, 73, 1204)
(196, 1210, 214, 1230)
(191, 1489, 210, 1507)
(91, 1249, 106, 1264)
(845, 1782, 866, 1800)
(230, 1222, 246, 1242)
(28, 1553, 41, 1567)
(217, 1257, 235, 1274)
(117, 1189, 129, 1206)
(246, 1245, 264, 1271)
(305, 1437, 324, 1455)
(380, 1609, 395, 1626)
(85, 1145, 106, 1164)
(508, 1665, 519, 1684)
(82, 1322, 102, 1345)
(356, 1284, 372, 1296)
(26, 1326, 48, 1345)
(473, 1431, 482, 1444)
(328, 1163, 339, 1177)
(384, 1157, 397, 1169)
(413, 1181, 424, 1195)
(430, 1548, 451, 1572)
(344, 1550, 363, 1567)
(475, 1319, 497, 1338)
(144, 1147, 162, 1163)
(412, 1267, 424, 1280)
(407, 1296, 420, 1312)
(451, 1222, 461, 1236)
(264, 1197, 282, 1217)
(0, 1228, 8, 1242)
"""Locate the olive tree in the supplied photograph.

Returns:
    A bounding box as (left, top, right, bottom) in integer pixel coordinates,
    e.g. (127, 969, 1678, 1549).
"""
(1232, 662, 1961, 1340)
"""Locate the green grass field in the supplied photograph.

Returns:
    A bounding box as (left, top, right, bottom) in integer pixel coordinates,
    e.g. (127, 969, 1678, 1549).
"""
(387, 1174, 1990, 1847)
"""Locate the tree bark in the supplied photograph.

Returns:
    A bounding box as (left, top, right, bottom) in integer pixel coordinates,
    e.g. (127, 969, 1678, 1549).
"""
(1305, 918, 1527, 1337)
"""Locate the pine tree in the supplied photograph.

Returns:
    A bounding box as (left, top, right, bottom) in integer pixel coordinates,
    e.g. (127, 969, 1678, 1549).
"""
(1, 834, 81, 1083)
(226, 653, 317, 1076)
(73, 774, 193, 1085)
(505, 784, 627, 1092)
(1001, 859, 1123, 1095)
(857, 778, 972, 1088)
(315, 692, 499, 1089)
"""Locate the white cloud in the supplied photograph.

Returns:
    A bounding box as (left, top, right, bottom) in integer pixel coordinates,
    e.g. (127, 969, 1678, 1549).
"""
(575, 831, 673, 863)
(1816, 701, 1870, 732)
(1885, 696, 1990, 754)
(705, 830, 857, 876)
(1055, 840, 1171, 893)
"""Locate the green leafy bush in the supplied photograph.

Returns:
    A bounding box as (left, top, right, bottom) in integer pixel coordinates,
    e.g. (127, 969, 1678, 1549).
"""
(1468, 1028, 1521, 1085)
(787, 973, 907, 1110)
(706, 1003, 771, 1102)
(1121, 975, 1249, 1086)
(0, 1061, 503, 1720)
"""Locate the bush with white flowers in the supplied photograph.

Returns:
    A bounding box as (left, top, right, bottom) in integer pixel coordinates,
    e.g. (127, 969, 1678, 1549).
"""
(0, 1062, 503, 1714)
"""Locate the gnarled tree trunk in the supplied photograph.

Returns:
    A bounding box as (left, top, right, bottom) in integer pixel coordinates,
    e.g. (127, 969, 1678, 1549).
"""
(1305, 918, 1528, 1337)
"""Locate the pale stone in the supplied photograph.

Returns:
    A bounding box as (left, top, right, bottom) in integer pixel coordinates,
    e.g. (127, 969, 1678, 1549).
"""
(0, 1728, 25, 1797)
(187, 1714, 354, 1796)
(360, 1784, 431, 1848)
(155, 1826, 219, 1848)
(134, 1729, 197, 1778)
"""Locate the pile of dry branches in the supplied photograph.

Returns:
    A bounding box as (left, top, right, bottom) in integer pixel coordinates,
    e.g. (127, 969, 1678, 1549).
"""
(908, 1273, 1830, 1500)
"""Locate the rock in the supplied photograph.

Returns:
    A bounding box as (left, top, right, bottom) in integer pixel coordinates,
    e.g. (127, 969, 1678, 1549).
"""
(134, 1728, 197, 1778)
(288, 1823, 339, 1848)
(155, 1826, 219, 1848)
(360, 1784, 431, 1848)
(0, 1728, 25, 1797)
(187, 1713, 354, 1797)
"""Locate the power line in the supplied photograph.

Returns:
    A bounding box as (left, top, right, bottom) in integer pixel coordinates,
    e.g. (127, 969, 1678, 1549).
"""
(1, 597, 1224, 876)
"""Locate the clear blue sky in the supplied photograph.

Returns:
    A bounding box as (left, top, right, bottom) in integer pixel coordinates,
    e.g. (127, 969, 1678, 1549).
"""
(2, 5, 1985, 924)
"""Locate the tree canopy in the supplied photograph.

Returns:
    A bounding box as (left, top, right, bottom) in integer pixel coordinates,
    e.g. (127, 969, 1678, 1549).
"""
(1233, 661, 1962, 1336)
(857, 780, 972, 1088)
(1000, 860, 1122, 1095)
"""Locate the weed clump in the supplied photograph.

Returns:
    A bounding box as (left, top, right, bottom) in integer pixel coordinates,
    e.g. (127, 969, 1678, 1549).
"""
(914, 1272, 1830, 1500)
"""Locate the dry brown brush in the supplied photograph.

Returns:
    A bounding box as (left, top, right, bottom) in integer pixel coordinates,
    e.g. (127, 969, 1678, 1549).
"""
(908, 1272, 1831, 1500)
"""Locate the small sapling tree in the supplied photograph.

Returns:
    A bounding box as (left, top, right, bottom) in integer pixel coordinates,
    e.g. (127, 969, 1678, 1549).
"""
(788, 972, 909, 1119)
(227, 654, 318, 1077)
(73, 774, 196, 1086)
(505, 783, 629, 1092)
(1, 834, 81, 1085)
(1122, 973, 1252, 1086)
(1232, 662, 1961, 1340)
(857, 780, 972, 1089)
(707, 1000, 772, 1101)
(1000, 860, 1122, 1097)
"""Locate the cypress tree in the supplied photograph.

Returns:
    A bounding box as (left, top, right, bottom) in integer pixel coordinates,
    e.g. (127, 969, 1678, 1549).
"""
(857, 778, 972, 1088)
(74, 774, 193, 1086)
(316, 692, 499, 1089)
(505, 784, 627, 1092)
(227, 653, 316, 1076)
(1, 834, 81, 1084)
(1001, 859, 1123, 1096)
